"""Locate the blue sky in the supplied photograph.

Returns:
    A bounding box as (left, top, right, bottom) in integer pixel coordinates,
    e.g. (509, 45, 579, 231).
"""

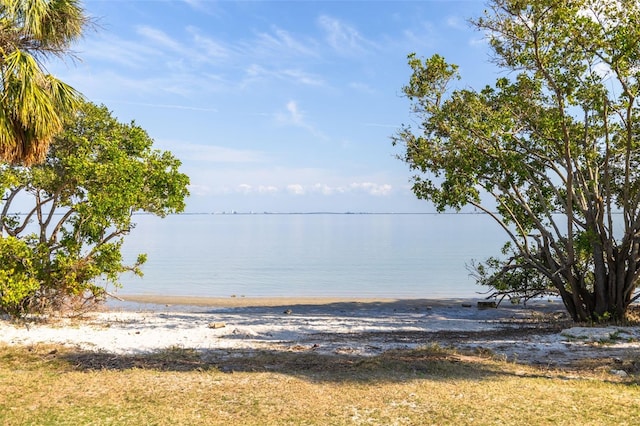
(51, 0, 496, 213)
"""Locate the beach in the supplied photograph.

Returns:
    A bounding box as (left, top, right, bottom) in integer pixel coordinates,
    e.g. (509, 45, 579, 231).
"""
(1, 295, 639, 371)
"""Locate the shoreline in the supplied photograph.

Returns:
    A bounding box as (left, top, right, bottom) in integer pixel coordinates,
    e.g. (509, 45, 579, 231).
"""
(114, 294, 486, 309)
(4, 295, 640, 368)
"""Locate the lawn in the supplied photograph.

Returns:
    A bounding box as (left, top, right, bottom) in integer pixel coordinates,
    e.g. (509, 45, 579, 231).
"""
(0, 344, 638, 425)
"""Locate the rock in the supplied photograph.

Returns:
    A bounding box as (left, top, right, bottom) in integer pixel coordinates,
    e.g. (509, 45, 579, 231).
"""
(610, 369, 628, 377)
(477, 301, 497, 309)
(561, 327, 625, 342)
(208, 322, 226, 329)
(461, 303, 473, 308)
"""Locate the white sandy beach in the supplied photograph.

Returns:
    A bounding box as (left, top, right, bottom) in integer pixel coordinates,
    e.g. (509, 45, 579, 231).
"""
(1, 296, 639, 370)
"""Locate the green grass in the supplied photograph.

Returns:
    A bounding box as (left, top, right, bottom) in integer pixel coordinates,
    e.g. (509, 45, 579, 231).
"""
(0, 344, 638, 425)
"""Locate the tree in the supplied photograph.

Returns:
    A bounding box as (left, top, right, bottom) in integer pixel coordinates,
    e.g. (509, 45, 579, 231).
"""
(393, 0, 640, 322)
(0, 0, 87, 165)
(0, 101, 190, 316)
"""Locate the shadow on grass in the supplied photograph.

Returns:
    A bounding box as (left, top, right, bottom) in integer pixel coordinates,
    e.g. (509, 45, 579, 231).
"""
(54, 345, 549, 383)
(3, 341, 637, 385)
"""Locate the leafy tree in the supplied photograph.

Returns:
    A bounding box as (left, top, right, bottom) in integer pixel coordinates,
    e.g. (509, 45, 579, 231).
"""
(393, 0, 640, 322)
(0, 101, 190, 316)
(0, 0, 87, 165)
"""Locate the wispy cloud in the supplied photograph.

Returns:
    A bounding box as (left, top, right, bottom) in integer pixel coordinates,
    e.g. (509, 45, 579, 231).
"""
(243, 65, 324, 87)
(469, 36, 488, 47)
(317, 15, 377, 55)
(181, 0, 221, 16)
(251, 26, 319, 58)
(362, 122, 401, 129)
(446, 16, 467, 30)
(157, 142, 269, 164)
(284, 100, 304, 125)
(281, 69, 324, 86)
(186, 26, 231, 59)
(274, 100, 326, 139)
(79, 34, 160, 69)
(349, 82, 376, 94)
(137, 26, 184, 52)
(99, 100, 219, 112)
(401, 23, 438, 51)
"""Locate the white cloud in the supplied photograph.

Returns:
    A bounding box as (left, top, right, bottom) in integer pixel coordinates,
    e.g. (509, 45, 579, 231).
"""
(186, 183, 211, 196)
(287, 184, 306, 195)
(592, 61, 614, 81)
(237, 184, 253, 194)
(348, 182, 393, 196)
(312, 183, 334, 195)
(258, 185, 279, 194)
(578, 2, 625, 29)
(214, 181, 394, 197)
(285, 100, 303, 125)
(275, 100, 304, 126)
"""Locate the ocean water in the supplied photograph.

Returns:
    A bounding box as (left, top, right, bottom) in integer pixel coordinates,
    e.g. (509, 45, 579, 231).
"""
(116, 213, 507, 299)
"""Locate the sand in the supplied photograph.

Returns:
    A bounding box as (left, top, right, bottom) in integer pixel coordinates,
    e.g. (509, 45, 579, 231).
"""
(1, 295, 639, 370)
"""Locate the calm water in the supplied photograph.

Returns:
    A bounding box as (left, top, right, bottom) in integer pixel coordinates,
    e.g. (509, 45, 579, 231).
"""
(115, 213, 507, 299)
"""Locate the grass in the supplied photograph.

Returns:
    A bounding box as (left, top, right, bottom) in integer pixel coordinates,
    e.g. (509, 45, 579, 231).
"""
(0, 343, 639, 425)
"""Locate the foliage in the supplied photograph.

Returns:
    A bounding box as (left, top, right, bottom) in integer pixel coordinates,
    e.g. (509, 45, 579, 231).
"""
(0, 101, 190, 316)
(0, 235, 38, 316)
(0, 0, 87, 165)
(393, 0, 640, 322)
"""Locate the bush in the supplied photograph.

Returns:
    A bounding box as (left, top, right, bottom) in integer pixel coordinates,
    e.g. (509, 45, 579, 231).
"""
(0, 102, 189, 316)
(0, 236, 40, 316)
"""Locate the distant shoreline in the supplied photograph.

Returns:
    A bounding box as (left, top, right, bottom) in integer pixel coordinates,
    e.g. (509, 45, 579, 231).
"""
(137, 211, 489, 216)
(5, 211, 495, 216)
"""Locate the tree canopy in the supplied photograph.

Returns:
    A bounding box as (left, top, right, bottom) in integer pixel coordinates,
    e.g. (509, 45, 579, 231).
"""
(0, 101, 190, 316)
(393, 0, 640, 322)
(0, 0, 87, 165)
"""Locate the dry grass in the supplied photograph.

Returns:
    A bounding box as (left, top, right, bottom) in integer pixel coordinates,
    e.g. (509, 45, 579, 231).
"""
(0, 343, 639, 425)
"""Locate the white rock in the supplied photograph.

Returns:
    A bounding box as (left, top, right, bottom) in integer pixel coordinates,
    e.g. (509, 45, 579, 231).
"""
(610, 369, 628, 377)
(561, 327, 619, 342)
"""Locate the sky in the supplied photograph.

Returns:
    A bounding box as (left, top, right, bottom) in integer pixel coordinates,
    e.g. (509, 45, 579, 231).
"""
(49, 0, 499, 213)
